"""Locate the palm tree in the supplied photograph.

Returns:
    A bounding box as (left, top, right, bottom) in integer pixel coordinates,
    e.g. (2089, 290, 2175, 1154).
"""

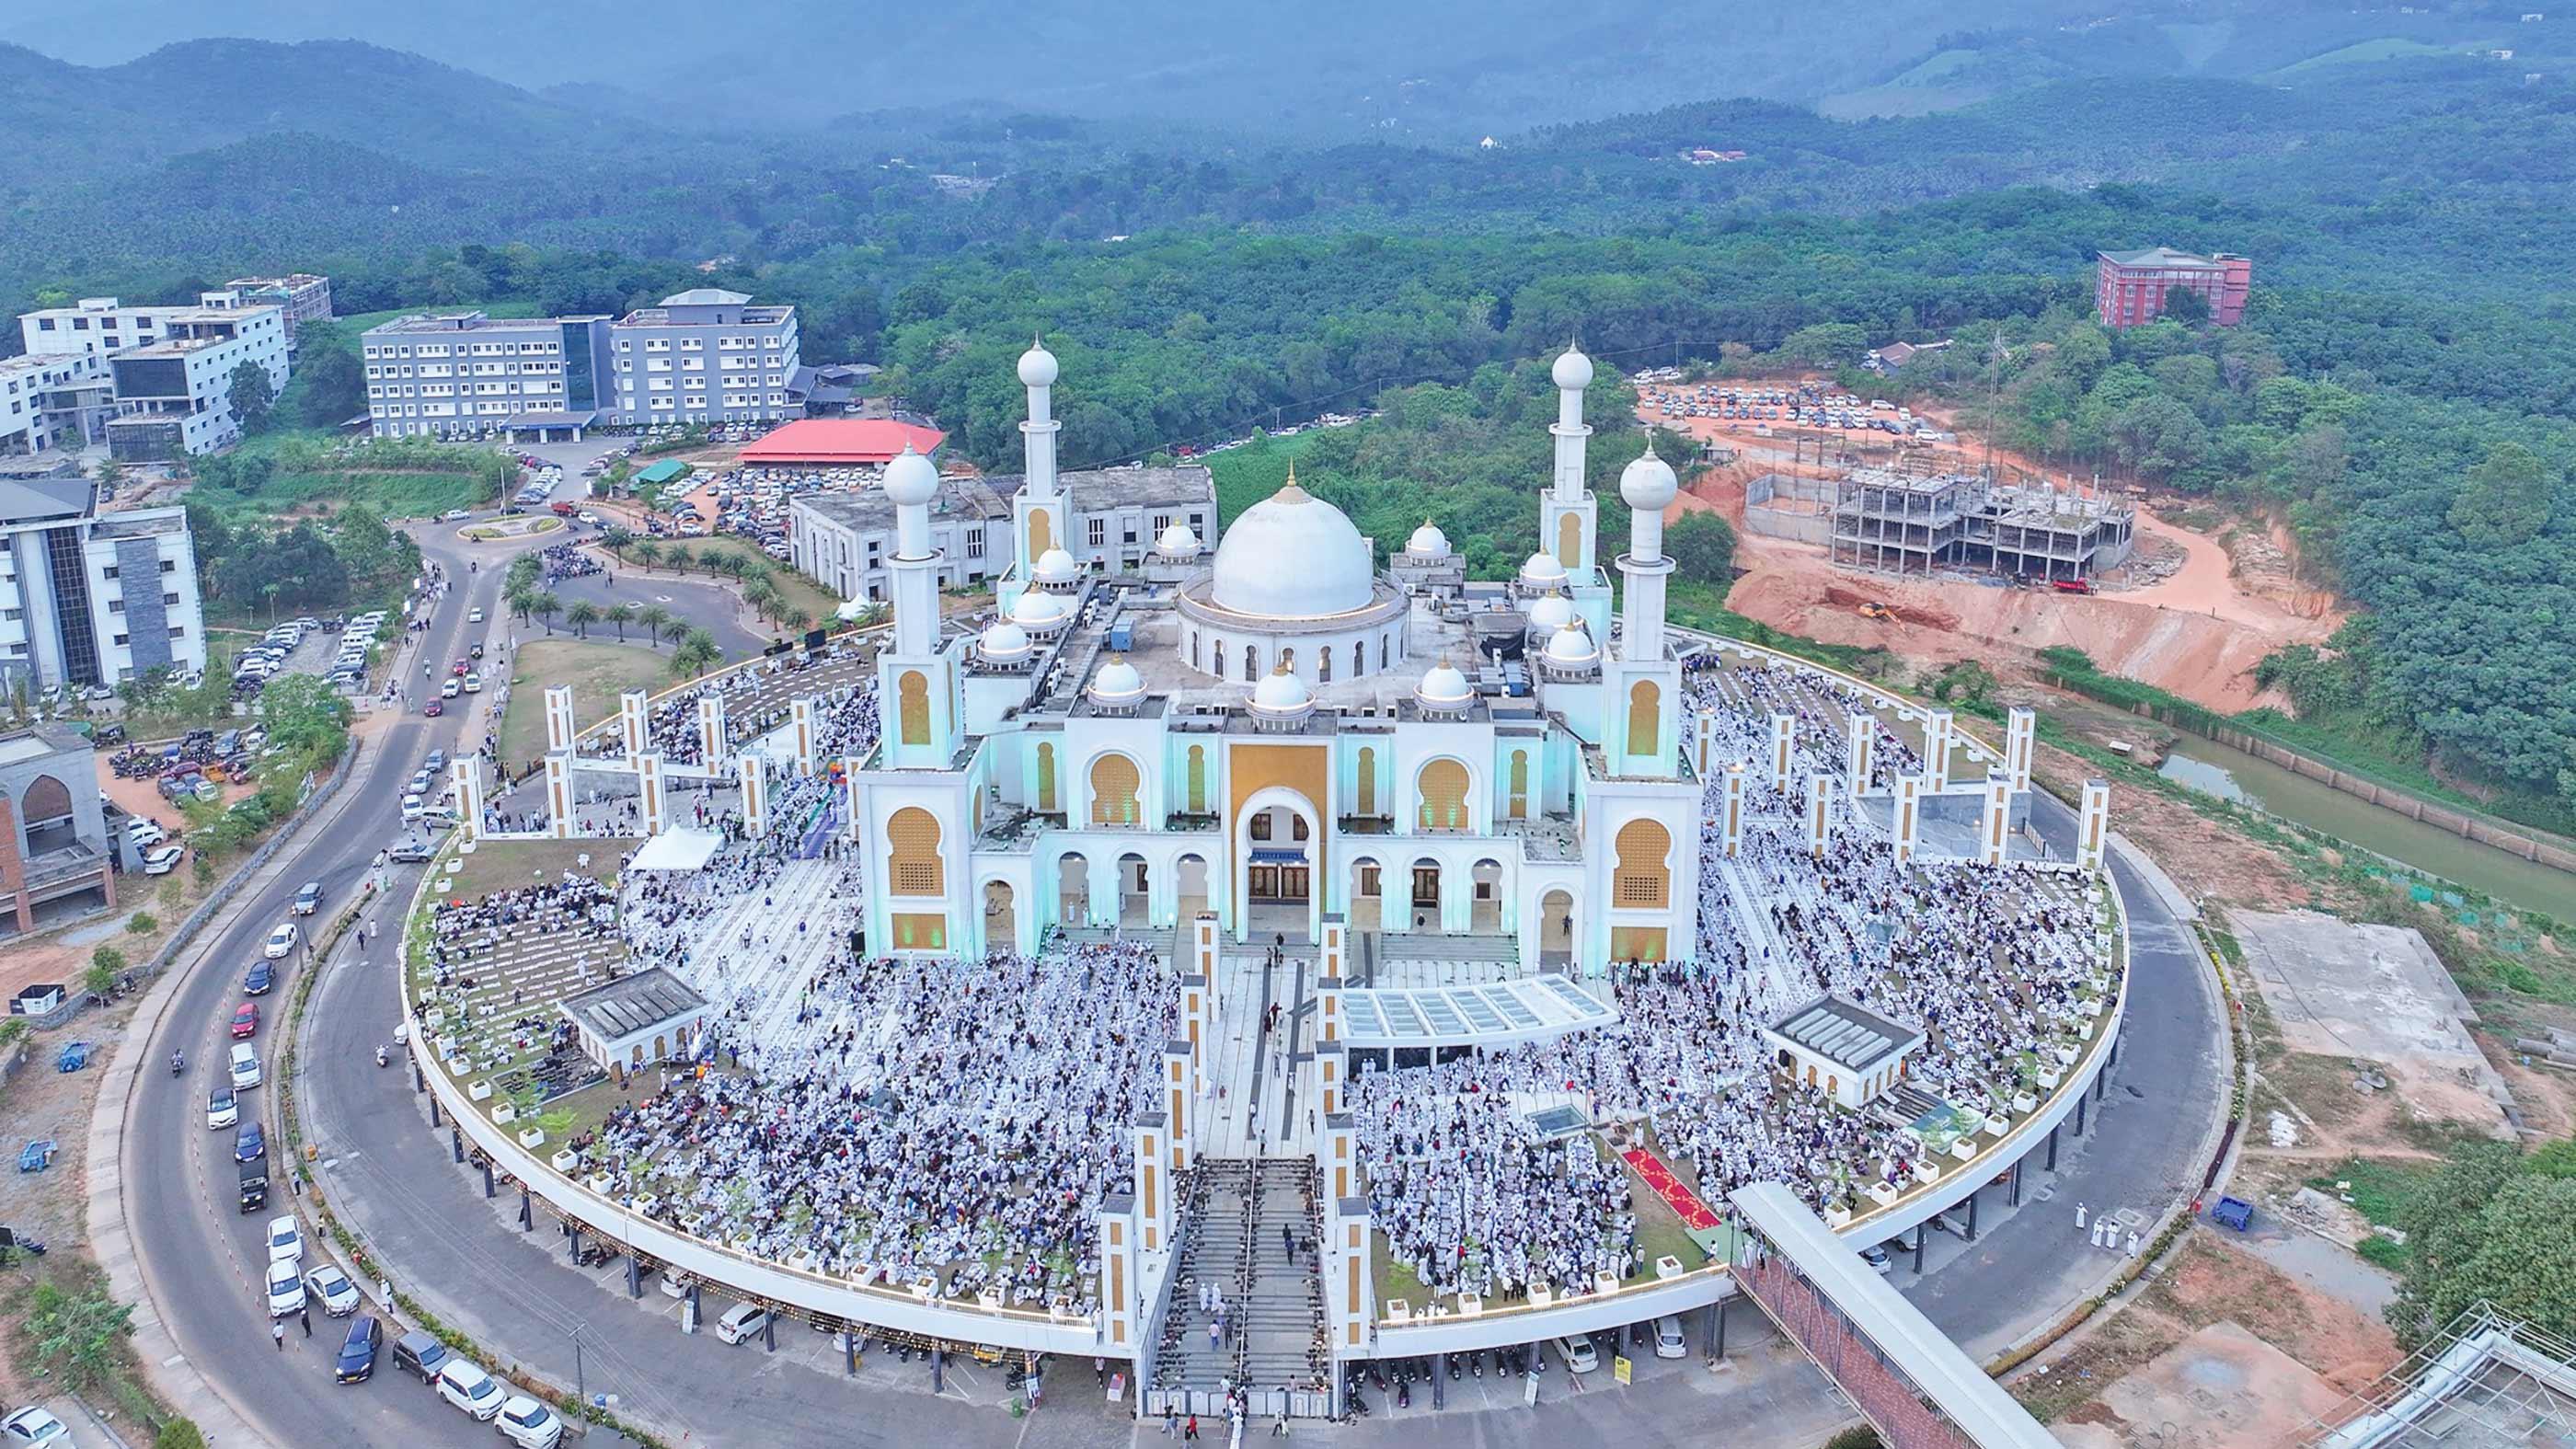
(505, 581, 536, 624)
(635, 604, 673, 647)
(784, 607, 813, 635)
(604, 604, 635, 640)
(710, 552, 748, 582)
(743, 577, 783, 624)
(664, 546, 696, 574)
(669, 627, 721, 680)
(636, 540, 663, 571)
(603, 526, 634, 553)
(531, 591, 562, 635)
(565, 601, 601, 638)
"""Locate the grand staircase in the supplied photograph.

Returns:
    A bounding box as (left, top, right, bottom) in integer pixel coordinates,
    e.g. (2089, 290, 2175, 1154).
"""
(1152, 1158, 1328, 1406)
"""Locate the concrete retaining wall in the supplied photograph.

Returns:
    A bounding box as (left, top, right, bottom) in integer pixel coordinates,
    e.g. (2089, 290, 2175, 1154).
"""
(1742, 473, 1835, 546)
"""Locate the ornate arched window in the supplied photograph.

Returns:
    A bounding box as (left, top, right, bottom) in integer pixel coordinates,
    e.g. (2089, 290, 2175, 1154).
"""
(1187, 745, 1208, 814)
(1090, 753, 1141, 826)
(1029, 508, 1054, 562)
(1317, 648, 1332, 683)
(1213, 638, 1226, 677)
(1244, 645, 1259, 681)
(1035, 742, 1058, 812)
(1352, 642, 1365, 678)
(1557, 513, 1581, 568)
(887, 807, 943, 895)
(1355, 747, 1377, 818)
(1416, 759, 1469, 832)
(1613, 818, 1672, 908)
(898, 670, 930, 745)
(1627, 680, 1661, 758)
(1507, 751, 1529, 820)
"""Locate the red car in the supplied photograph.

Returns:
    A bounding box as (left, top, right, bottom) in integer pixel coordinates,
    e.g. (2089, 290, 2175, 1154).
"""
(451, 660, 469, 676)
(230, 1002, 259, 1040)
(424, 701, 444, 718)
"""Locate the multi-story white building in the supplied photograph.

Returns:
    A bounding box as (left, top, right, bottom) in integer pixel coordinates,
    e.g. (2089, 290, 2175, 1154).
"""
(16, 294, 292, 458)
(0, 354, 112, 457)
(792, 466, 1216, 604)
(220, 274, 333, 344)
(361, 312, 614, 441)
(608, 289, 801, 424)
(0, 469, 204, 690)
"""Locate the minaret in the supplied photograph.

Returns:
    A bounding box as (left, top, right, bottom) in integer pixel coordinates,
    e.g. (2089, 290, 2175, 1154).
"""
(1011, 335, 1064, 584)
(1550, 339, 1592, 503)
(1617, 444, 1677, 662)
(876, 444, 962, 767)
(1602, 443, 1684, 777)
(1541, 339, 1611, 641)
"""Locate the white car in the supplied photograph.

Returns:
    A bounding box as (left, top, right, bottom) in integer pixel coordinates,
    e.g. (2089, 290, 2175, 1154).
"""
(229, 1042, 262, 1090)
(1653, 1315, 1687, 1360)
(305, 1261, 362, 1317)
(125, 820, 166, 849)
(714, 1302, 771, 1345)
(400, 794, 426, 822)
(262, 923, 298, 960)
(0, 1406, 71, 1448)
(1555, 1334, 1600, 1374)
(206, 1086, 238, 1131)
(441, 509, 473, 522)
(496, 1396, 564, 1449)
(265, 1257, 305, 1317)
(462, 673, 482, 693)
(265, 1214, 304, 1264)
(467, 607, 486, 624)
(142, 844, 185, 875)
(439, 677, 461, 699)
(437, 1359, 506, 1420)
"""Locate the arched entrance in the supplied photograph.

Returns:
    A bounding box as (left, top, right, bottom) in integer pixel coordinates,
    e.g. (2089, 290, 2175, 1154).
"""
(1538, 889, 1575, 967)
(1176, 854, 1210, 923)
(983, 880, 1018, 953)
(1056, 852, 1091, 928)
(1118, 852, 1150, 927)
(1233, 786, 1320, 943)
(1470, 858, 1504, 935)
(1408, 856, 1443, 934)
(1350, 857, 1383, 933)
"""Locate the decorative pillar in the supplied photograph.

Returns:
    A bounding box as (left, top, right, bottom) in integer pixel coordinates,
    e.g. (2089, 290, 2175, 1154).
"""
(1098, 1196, 1136, 1358)
(1721, 765, 1745, 858)
(1163, 1042, 1194, 1170)
(1331, 1199, 1374, 1360)
(1770, 712, 1795, 793)
(1323, 1112, 1356, 1203)
(2077, 779, 2110, 873)
(698, 693, 728, 768)
(2007, 706, 2036, 794)
(1894, 776, 1922, 866)
(543, 684, 575, 754)
(1694, 709, 1717, 776)
(1924, 708, 1953, 792)
(1179, 973, 1211, 1080)
(544, 753, 574, 839)
(1133, 1118, 1170, 1256)
(1846, 712, 1874, 799)
(840, 756, 864, 841)
(450, 757, 486, 842)
(738, 753, 767, 837)
(1806, 770, 1831, 858)
(637, 751, 667, 835)
(1981, 768, 2013, 867)
(1317, 976, 1343, 1048)
(619, 688, 650, 760)
(1319, 914, 1347, 998)
(792, 696, 818, 775)
(1316, 1042, 1345, 1120)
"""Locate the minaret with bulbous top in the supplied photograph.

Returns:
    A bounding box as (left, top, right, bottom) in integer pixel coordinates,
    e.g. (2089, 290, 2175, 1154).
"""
(1539, 339, 1613, 641)
(1010, 335, 1065, 592)
(877, 444, 964, 767)
(1604, 443, 1684, 776)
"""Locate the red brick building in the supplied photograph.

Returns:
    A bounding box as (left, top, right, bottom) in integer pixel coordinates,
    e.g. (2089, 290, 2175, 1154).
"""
(2094, 247, 2251, 328)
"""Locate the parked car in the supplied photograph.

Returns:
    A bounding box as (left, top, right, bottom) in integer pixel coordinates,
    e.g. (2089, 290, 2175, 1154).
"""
(0, 1406, 72, 1448)
(126, 819, 167, 849)
(1653, 1315, 1687, 1359)
(335, 1315, 383, 1383)
(206, 1085, 238, 1130)
(264, 1257, 305, 1317)
(388, 841, 435, 864)
(265, 1214, 303, 1264)
(244, 960, 274, 995)
(142, 843, 186, 875)
(263, 923, 298, 960)
(436, 1359, 506, 1420)
(306, 1261, 362, 1317)
(497, 1397, 564, 1449)
(390, 1328, 450, 1386)
(231, 1002, 259, 1040)
(715, 1303, 772, 1345)
(234, 1122, 266, 1164)
(229, 1043, 262, 1090)
(1555, 1334, 1599, 1374)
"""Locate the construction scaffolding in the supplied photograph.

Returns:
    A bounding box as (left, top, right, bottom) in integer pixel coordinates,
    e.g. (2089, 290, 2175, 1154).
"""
(2297, 1304, 2576, 1448)
(1830, 464, 2135, 582)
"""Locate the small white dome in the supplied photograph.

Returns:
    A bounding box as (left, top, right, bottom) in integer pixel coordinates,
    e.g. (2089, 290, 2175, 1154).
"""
(979, 619, 1031, 660)
(883, 445, 938, 506)
(1545, 621, 1599, 666)
(1620, 446, 1679, 511)
(1416, 658, 1472, 709)
(1406, 519, 1450, 557)
(1249, 663, 1314, 715)
(1156, 522, 1202, 554)
(1526, 590, 1574, 633)
(1089, 655, 1144, 702)
(1032, 546, 1080, 583)
(1520, 550, 1570, 587)
(1010, 589, 1068, 628)
(1553, 345, 1594, 391)
(1018, 339, 1059, 387)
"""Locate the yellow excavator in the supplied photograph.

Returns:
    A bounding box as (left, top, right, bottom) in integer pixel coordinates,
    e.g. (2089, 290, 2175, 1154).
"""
(1857, 602, 1894, 621)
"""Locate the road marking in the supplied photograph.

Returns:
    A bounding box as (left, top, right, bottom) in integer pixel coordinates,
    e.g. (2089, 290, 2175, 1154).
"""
(161, 1353, 187, 1367)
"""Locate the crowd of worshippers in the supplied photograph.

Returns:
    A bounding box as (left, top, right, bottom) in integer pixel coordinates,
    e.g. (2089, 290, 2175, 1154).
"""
(594, 645, 879, 768)
(1350, 679, 2102, 1305)
(420, 872, 618, 989)
(1682, 655, 1927, 792)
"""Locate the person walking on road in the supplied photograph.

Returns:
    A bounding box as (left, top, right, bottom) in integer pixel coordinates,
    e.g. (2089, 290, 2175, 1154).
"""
(300, 1305, 312, 1338)
(272, 1320, 285, 1351)
(1183, 1415, 1199, 1443)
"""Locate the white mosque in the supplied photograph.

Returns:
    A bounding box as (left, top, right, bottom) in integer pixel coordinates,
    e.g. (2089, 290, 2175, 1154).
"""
(845, 340, 1705, 972)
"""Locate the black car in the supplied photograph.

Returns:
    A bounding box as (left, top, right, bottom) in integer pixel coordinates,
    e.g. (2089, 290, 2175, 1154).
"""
(234, 1121, 266, 1164)
(335, 1315, 382, 1384)
(244, 960, 275, 995)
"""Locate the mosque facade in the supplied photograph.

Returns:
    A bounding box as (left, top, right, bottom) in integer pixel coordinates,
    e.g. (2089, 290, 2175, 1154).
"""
(845, 341, 1704, 973)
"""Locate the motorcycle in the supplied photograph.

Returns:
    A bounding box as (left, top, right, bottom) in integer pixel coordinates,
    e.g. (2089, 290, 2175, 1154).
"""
(169, 1050, 184, 1076)
(376, 1044, 390, 1068)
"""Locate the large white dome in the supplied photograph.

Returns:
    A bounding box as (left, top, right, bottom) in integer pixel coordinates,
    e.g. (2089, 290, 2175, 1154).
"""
(1209, 474, 1375, 618)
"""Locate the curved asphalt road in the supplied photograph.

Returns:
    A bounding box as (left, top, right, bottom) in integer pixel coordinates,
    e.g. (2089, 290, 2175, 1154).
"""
(124, 531, 2228, 1445)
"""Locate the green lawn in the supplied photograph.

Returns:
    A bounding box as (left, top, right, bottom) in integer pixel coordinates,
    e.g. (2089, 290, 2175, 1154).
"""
(495, 639, 672, 769)
(2273, 37, 2462, 74)
(2306, 1156, 2434, 1228)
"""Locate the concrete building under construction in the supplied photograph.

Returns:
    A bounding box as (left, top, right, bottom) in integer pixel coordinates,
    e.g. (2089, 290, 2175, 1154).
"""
(1830, 467, 2135, 581)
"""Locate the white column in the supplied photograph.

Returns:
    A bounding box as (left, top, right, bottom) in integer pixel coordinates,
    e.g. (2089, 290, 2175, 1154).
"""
(619, 689, 650, 760)
(1322, 1112, 1356, 1204)
(1097, 1199, 1136, 1361)
(2007, 706, 2037, 794)
(543, 684, 575, 754)
(1771, 711, 1796, 792)
(1694, 708, 1717, 776)
(1134, 1118, 1170, 1257)
(1317, 1042, 1345, 1120)
(1894, 776, 1922, 866)
(1924, 707, 1953, 792)
(2078, 779, 2111, 873)
(1331, 1201, 1375, 1362)
(839, 756, 863, 841)
(698, 693, 727, 768)
(1846, 712, 1874, 799)
(1020, 339, 1060, 506)
(1164, 1043, 1194, 1171)
(544, 753, 573, 839)
(449, 757, 485, 842)
(1550, 346, 1591, 503)
(791, 696, 818, 775)
(637, 751, 666, 835)
(1617, 447, 1676, 661)
(737, 753, 767, 837)
(1722, 765, 1746, 857)
(886, 448, 941, 659)
(1807, 770, 1831, 858)
(1982, 768, 2013, 867)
